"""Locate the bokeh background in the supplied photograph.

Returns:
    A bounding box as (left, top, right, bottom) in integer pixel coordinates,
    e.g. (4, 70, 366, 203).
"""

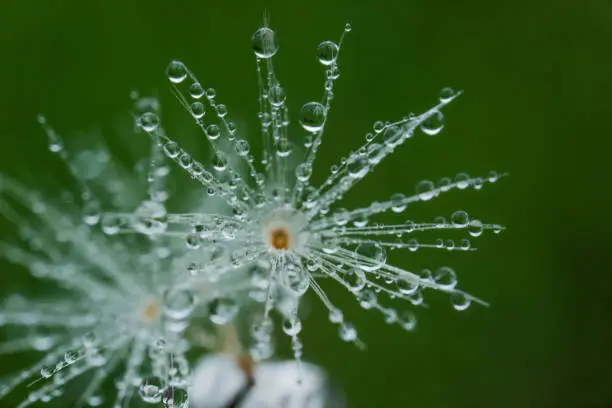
(1, 0, 611, 407)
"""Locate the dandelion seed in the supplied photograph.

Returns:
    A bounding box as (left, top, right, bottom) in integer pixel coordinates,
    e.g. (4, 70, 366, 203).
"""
(119, 22, 506, 365)
(0, 109, 253, 406)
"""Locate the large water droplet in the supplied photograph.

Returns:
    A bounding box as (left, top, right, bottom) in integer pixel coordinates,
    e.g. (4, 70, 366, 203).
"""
(252, 27, 279, 59)
(339, 322, 357, 342)
(163, 289, 196, 320)
(166, 61, 187, 84)
(269, 84, 286, 106)
(434, 266, 458, 290)
(208, 297, 239, 325)
(416, 180, 436, 201)
(282, 262, 310, 296)
(451, 292, 471, 311)
(299, 101, 326, 132)
(317, 41, 339, 66)
(451, 210, 469, 227)
(355, 243, 386, 272)
(164, 387, 188, 408)
(420, 110, 444, 136)
(139, 376, 165, 403)
(282, 316, 303, 336)
(468, 219, 484, 237)
(343, 268, 366, 292)
(139, 112, 160, 132)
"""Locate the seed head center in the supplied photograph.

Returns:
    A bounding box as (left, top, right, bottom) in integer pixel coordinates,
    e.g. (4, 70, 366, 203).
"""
(142, 301, 159, 321)
(270, 227, 290, 250)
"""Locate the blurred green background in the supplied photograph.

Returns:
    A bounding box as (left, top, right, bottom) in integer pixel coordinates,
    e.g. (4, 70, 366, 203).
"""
(1, 0, 612, 407)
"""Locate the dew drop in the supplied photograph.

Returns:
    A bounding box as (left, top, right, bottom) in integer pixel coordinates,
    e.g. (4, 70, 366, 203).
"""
(468, 219, 484, 237)
(451, 210, 469, 227)
(166, 61, 187, 84)
(439, 87, 455, 103)
(434, 266, 458, 290)
(391, 193, 406, 213)
(354, 243, 386, 272)
(282, 262, 310, 296)
(163, 289, 196, 320)
(139, 112, 160, 132)
(269, 84, 286, 106)
(189, 82, 205, 99)
(343, 268, 366, 292)
(299, 101, 326, 132)
(164, 387, 189, 408)
(295, 163, 313, 181)
(208, 297, 239, 325)
(235, 139, 250, 156)
(338, 322, 357, 342)
(416, 180, 436, 201)
(451, 292, 472, 311)
(347, 157, 369, 179)
(419, 110, 444, 136)
(317, 41, 339, 65)
(396, 278, 419, 295)
(190, 101, 205, 119)
(139, 376, 165, 403)
(205, 124, 220, 141)
(40, 366, 53, 379)
(252, 27, 279, 59)
(282, 317, 303, 336)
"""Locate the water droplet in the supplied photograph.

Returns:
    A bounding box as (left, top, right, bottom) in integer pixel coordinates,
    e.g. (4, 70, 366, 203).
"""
(439, 87, 455, 103)
(468, 219, 484, 237)
(451, 292, 471, 311)
(163, 141, 180, 158)
(317, 41, 339, 65)
(355, 243, 386, 272)
(252, 27, 278, 59)
(166, 61, 187, 84)
(40, 366, 53, 379)
(64, 350, 79, 364)
(282, 262, 310, 296)
(139, 376, 165, 403)
(328, 307, 344, 323)
(343, 268, 366, 292)
(416, 180, 436, 201)
(420, 110, 444, 136)
(383, 125, 403, 147)
(86, 395, 104, 407)
(163, 289, 196, 320)
(235, 139, 250, 156)
(189, 82, 205, 99)
(396, 278, 419, 295)
(344, 23, 352, 32)
(190, 102, 205, 119)
(295, 163, 313, 181)
(455, 172, 470, 189)
(451, 210, 469, 227)
(299, 101, 326, 132)
(438, 177, 452, 192)
(205, 124, 220, 141)
(216, 104, 227, 118)
(269, 84, 286, 106)
(139, 112, 160, 132)
(357, 289, 377, 309)
(348, 157, 369, 178)
(339, 322, 357, 342)
(434, 266, 458, 290)
(164, 387, 189, 408)
(208, 297, 239, 325)
(282, 317, 303, 336)
(391, 193, 406, 213)
(399, 311, 417, 331)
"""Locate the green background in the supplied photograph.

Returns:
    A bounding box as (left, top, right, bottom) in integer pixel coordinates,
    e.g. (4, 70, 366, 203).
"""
(1, 0, 612, 407)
